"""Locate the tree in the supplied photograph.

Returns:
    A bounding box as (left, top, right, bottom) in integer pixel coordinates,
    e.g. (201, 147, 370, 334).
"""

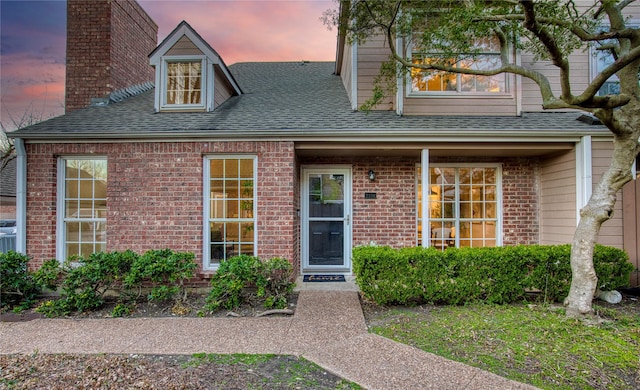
(326, 0, 640, 317)
(1, 102, 56, 172)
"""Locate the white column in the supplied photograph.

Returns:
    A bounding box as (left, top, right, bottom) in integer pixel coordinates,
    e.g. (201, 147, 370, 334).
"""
(575, 136, 592, 225)
(15, 138, 27, 254)
(421, 149, 429, 247)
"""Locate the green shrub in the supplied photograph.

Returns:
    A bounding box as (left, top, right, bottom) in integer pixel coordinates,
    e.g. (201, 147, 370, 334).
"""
(44, 250, 137, 314)
(0, 251, 41, 310)
(34, 249, 198, 316)
(260, 257, 294, 309)
(32, 259, 64, 291)
(125, 249, 196, 303)
(353, 244, 633, 306)
(205, 255, 294, 312)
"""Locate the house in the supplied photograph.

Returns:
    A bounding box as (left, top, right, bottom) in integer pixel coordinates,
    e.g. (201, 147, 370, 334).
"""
(0, 158, 16, 220)
(9, 0, 639, 287)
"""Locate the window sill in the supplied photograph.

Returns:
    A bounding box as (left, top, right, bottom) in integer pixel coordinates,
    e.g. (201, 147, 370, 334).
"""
(406, 92, 514, 99)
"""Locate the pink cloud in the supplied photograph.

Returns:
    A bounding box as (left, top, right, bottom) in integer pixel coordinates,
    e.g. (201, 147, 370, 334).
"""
(1, 0, 341, 130)
(139, 0, 338, 64)
(1, 52, 66, 130)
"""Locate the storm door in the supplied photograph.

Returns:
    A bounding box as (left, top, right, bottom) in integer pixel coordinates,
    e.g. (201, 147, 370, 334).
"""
(301, 167, 352, 273)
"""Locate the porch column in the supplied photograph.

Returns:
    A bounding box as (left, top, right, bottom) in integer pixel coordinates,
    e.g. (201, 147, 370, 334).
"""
(421, 149, 429, 248)
(575, 136, 592, 225)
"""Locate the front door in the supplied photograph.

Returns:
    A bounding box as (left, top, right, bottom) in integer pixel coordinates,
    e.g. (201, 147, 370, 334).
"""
(301, 167, 351, 273)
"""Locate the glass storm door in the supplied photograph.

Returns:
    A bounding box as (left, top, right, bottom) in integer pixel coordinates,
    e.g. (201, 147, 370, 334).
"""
(302, 167, 351, 272)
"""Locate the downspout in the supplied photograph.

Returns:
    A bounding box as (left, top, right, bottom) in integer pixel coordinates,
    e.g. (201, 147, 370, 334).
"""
(14, 138, 26, 254)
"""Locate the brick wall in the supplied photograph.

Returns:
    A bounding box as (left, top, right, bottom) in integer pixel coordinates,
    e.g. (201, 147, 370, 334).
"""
(24, 141, 297, 280)
(110, 0, 157, 92)
(65, 0, 157, 112)
(302, 156, 539, 248)
(501, 158, 540, 245)
(300, 156, 418, 248)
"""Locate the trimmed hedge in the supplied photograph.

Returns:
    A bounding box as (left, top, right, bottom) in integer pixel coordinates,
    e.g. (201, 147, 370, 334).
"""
(353, 244, 633, 306)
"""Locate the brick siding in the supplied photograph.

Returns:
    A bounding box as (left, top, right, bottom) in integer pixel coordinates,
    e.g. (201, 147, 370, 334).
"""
(65, 0, 157, 112)
(24, 141, 297, 282)
(25, 144, 539, 275)
(502, 158, 540, 245)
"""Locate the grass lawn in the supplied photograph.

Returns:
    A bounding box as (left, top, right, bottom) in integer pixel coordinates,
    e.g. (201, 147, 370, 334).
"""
(366, 302, 640, 390)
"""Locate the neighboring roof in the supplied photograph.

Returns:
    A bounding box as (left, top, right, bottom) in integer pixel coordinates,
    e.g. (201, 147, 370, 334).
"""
(11, 62, 609, 141)
(0, 158, 16, 198)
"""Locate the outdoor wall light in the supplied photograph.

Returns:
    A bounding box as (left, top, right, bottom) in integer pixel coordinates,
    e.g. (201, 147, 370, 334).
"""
(368, 169, 376, 181)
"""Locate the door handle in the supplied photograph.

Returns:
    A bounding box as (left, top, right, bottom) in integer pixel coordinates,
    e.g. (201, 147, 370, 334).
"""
(345, 214, 350, 226)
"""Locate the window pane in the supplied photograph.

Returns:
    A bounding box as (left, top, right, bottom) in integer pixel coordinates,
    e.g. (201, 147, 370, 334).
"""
(225, 159, 239, 178)
(207, 157, 257, 268)
(420, 166, 500, 250)
(166, 61, 202, 105)
(63, 158, 107, 259)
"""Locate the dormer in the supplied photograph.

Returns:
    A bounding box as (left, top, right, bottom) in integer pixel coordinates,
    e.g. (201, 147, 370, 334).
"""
(149, 21, 241, 112)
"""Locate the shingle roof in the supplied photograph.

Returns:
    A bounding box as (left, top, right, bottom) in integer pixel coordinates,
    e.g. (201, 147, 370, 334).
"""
(11, 62, 609, 140)
(0, 158, 16, 198)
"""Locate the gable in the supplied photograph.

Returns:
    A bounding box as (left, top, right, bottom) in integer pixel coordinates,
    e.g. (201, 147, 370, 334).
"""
(149, 20, 241, 112)
(165, 35, 204, 56)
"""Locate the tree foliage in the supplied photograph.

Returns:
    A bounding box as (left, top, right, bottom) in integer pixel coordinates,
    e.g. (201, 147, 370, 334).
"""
(326, 0, 640, 317)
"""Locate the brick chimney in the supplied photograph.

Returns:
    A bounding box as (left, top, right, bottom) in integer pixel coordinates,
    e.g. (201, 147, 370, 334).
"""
(65, 0, 158, 112)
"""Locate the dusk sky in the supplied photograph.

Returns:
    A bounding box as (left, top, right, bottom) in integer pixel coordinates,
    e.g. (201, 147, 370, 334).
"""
(0, 0, 337, 130)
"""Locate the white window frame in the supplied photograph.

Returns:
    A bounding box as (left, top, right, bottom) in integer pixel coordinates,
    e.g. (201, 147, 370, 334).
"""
(407, 36, 512, 98)
(589, 21, 639, 97)
(417, 163, 503, 248)
(160, 55, 208, 111)
(56, 157, 108, 261)
(203, 155, 258, 271)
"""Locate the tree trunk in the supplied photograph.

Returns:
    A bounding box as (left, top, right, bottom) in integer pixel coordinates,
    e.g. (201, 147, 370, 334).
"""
(564, 131, 638, 318)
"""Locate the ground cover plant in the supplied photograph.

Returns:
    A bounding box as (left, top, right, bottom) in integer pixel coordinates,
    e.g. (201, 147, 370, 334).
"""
(364, 301, 640, 390)
(0, 352, 361, 389)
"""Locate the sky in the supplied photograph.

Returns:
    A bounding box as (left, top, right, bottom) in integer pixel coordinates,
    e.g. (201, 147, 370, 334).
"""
(0, 0, 337, 130)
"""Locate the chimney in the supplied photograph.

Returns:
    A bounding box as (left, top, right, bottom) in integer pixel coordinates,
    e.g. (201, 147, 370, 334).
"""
(65, 0, 158, 112)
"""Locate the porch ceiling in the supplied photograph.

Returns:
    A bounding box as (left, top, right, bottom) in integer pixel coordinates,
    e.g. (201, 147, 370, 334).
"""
(295, 142, 575, 158)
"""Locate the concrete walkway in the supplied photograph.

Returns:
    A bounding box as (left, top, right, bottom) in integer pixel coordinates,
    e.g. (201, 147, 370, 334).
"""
(0, 283, 536, 389)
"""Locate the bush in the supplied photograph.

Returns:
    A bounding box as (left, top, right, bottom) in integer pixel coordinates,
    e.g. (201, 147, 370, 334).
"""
(125, 249, 196, 302)
(35, 249, 197, 317)
(205, 255, 294, 312)
(353, 244, 633, 306)
(0, 251, 41, 310)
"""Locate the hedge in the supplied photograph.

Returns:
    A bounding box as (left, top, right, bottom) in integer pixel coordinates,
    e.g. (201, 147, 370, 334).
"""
(353, 244, 633, 306)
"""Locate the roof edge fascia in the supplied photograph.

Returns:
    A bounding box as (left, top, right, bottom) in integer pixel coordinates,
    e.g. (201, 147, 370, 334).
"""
(13, 130, 611, 143)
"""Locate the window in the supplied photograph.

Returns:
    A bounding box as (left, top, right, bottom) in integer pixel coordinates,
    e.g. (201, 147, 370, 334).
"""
(161, 56, 206, 110)
(411, 36, 507, 94)
(592, 44, 620, 96)
(204, 156, 257, 270)
(417, 165, 501, 249)
(59, 158, 107, 259)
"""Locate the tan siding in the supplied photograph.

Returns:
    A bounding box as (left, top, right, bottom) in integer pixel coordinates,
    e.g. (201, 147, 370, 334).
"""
(165, 35, 203, 56)
(540, 149, 577, 245)
(213, 67, 233, 108)
(357, 35, 394, 110)
(521, 51, 590, 112)
(592, 140, 624, 248)
(340, 41, 353, 104)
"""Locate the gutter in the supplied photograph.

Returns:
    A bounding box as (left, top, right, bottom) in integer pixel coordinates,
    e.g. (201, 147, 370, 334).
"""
(14, 138, 26, 254)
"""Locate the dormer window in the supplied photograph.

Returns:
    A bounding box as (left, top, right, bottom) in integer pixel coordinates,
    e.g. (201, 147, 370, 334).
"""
(164, 57, 205, 108)
(149, 21, 241, 113)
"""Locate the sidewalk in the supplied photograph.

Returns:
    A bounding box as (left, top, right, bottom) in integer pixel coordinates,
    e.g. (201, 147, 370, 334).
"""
(0, 285, 537, 389)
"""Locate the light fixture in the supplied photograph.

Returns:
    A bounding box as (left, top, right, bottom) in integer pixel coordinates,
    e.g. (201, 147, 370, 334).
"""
(368, 169, 376, 181)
